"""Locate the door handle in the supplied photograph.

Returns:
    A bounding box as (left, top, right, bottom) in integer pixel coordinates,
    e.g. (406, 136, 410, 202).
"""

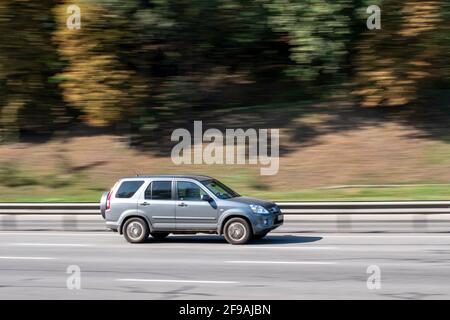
(140, 202, 150, 206)
(178, 202, 188, 207)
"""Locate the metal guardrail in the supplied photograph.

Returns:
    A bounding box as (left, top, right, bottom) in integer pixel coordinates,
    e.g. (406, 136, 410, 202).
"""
(0, 201, 449, 233)
(0, 201, 449, 215)
(0, 203, 99, 215)
(277, 201, 450, 214)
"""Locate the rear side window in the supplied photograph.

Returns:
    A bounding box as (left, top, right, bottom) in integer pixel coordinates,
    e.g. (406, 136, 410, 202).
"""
(145, 181, 172, 200)
(115, 181, 144, 198)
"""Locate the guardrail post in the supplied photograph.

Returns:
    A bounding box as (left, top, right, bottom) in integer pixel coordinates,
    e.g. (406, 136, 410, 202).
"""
(1, 214, 17, 230)
(337, 214, 352, 232)
(413, 214, 428, 232)
(63, 215, 78, 231)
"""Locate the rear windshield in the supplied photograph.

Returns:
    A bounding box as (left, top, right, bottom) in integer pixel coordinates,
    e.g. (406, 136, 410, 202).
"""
(115, 180, 144, 198)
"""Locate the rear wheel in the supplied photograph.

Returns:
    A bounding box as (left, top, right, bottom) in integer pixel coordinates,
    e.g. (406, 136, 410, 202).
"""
(123, 217, 149, 243)
(150, 232, 169, 240)
(223, 217, 252, 245)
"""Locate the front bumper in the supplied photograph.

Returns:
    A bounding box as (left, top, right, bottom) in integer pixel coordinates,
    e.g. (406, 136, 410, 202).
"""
(253, 212, 283, 234)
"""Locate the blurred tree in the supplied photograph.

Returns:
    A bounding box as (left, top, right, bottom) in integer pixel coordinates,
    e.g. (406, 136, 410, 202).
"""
(353, 0, 449, 107)
(262, 0, 353, 83)
(151, 0, 282, 111)
(1, 0, 449, 144)
(53, 0, 150, 127)
(0, 0, 65, 141)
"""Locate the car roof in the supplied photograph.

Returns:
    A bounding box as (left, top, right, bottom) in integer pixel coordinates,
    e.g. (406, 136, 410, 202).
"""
(120, 175, 213, 181)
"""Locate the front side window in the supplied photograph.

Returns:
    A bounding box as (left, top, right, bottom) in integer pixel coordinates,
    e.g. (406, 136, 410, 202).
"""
(147, 181, 172, 200)
(116, 181, 144, 198)
(177, 181, 207, 201)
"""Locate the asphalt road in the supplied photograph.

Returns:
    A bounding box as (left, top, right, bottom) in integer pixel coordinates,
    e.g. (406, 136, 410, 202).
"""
(0, 231, 449, 299)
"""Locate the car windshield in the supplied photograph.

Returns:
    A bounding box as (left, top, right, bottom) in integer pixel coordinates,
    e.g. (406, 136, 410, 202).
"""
(201, 179, 240, 199)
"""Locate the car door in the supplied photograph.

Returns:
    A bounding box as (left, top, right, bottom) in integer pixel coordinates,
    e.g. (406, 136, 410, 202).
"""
(138, 180, 175, 231)
(175, 180, 218, 231)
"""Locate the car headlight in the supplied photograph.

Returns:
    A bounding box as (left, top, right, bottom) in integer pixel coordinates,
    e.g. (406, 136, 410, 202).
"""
(249, 204, 269, 214)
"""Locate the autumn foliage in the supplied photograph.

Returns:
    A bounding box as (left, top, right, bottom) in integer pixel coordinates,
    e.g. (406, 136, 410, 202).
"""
(0, 0, 449, 140)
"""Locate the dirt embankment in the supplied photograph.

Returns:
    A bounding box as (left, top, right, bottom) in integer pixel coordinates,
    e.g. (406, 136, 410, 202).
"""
(1, 102, 450, 199)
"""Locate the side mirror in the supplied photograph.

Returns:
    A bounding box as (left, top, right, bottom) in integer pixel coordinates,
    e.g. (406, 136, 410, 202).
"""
(201, 194, 212, 201)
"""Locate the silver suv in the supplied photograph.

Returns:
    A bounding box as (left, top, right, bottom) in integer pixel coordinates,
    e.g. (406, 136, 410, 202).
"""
(100, 175, 283, 245)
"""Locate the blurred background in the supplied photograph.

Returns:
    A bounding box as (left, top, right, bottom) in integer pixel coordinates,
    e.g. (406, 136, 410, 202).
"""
(0, 0, 449, 201)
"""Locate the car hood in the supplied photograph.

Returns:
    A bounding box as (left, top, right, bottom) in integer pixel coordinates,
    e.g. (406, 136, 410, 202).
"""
(228, 196, 275, 208)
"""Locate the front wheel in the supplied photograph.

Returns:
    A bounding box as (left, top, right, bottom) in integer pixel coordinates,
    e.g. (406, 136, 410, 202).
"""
(223, 217, 252, 245)
(123, 217, 149, 243)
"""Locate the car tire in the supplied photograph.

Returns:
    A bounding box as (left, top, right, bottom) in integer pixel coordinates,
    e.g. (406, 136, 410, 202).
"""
(123, 217, 149, 243)
(252, 232, 268, 240)
(150, 232, 169, 240)
(223, 217, 252, 245)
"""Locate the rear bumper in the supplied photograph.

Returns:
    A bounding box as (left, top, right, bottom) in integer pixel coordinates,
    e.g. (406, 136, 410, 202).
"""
(100, 191, 109, 219)
(106, 221, 119, 231)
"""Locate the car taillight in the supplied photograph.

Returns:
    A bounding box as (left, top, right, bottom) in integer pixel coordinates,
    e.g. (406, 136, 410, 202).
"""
(106, 181, 119, 210)
(106, 192, 112, 210)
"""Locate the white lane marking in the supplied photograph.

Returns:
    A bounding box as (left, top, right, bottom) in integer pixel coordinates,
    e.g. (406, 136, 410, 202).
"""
(116, 278, 239, 284)
(0, 232, 110, 236)
(10, 243, 93, 247)
(226, 260, 336, 265)
(0, 256, 56, 260)
(321, 235, 450, 238)
(252, 246, 337, 250)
